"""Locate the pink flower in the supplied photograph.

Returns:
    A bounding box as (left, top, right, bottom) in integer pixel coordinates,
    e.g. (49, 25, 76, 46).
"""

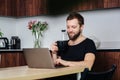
(28, 20, 37, 30)
(27, 20, 48, 36)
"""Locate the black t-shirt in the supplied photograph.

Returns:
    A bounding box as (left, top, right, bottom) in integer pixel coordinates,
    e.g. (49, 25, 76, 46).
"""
(58, 38, 96, 61)
(46, 38, 96, 80)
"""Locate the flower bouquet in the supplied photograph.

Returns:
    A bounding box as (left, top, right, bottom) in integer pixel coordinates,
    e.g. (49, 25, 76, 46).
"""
(27, 20, 48, 48)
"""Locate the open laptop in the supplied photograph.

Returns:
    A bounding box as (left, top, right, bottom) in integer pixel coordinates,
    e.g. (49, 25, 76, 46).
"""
(23, 48, 62, 69)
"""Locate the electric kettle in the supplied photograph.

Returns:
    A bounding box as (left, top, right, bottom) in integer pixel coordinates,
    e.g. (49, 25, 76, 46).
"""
(0, 37, 9, 49)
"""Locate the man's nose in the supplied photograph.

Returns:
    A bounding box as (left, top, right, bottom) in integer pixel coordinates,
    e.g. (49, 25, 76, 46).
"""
(68, 28, 73, 32)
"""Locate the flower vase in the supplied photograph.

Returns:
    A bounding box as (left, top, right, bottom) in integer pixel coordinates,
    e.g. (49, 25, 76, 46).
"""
(33, 32, 41, 48)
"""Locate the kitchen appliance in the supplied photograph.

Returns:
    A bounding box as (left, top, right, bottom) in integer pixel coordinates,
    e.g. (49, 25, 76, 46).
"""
(10, 36, 21, 49)
(0, 37, 9, 49)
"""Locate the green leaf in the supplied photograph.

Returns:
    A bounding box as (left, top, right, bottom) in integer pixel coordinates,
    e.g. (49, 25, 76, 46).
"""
(0, 32, 3, 37)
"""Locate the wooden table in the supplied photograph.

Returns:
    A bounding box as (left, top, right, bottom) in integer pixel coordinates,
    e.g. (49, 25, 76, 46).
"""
(0, 66, 85, 80)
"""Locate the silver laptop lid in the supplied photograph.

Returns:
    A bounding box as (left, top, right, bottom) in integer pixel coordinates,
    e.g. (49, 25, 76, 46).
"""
(23, 48, 55, 69)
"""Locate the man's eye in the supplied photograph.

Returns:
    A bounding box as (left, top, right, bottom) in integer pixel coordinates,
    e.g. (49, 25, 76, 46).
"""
(72, 26, 77, 28)
(67, 26, 70, 29)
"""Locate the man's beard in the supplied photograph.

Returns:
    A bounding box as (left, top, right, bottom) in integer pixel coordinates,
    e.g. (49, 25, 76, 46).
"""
(68, 30, 81, 41)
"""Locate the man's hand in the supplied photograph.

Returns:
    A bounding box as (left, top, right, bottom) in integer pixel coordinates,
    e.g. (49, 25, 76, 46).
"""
(50, 42, 58, 53)
(50, 42, 59, 65)
(56, 57, 70, 67)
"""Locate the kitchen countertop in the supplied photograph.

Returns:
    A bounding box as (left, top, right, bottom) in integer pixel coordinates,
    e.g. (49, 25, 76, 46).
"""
(0, 49, 23, 53)
(1, 48, 120, 53)
(0, 66, 85, 80)
(97, 49, 120, 52)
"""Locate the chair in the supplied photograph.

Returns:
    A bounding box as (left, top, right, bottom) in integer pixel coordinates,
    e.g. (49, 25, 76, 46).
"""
(80, 64, 117, 80)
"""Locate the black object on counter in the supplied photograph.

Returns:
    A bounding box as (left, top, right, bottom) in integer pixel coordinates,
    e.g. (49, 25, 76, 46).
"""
(0, 37, 9, 49)
(10, 36, 21, 49)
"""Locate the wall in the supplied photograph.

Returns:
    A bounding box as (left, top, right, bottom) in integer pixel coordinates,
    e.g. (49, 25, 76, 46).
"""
(0, 17, 16, 40)
(82, 8, 120, 49)
(0, 8, 120, 49)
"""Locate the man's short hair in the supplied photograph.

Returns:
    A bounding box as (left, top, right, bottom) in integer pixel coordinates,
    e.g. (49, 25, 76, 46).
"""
(66, 12, 84, 25)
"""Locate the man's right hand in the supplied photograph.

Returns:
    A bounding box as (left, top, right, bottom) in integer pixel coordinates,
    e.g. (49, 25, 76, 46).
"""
(50, 42, 58, 53)
(50, 42, 59, 65)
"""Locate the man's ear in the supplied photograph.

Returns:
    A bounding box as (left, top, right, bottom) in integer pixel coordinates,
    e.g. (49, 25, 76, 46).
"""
(81, 25, 84, 30)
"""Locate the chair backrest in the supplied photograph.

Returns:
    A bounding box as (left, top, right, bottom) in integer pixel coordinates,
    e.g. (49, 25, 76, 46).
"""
(80, 64, 117, 80)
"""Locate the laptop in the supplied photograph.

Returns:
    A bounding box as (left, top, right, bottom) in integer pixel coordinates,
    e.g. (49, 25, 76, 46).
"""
(23, 48, 61, 69)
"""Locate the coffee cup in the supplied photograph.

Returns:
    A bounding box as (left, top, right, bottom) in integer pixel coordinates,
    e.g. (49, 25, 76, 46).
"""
(56, 41, 67, 52)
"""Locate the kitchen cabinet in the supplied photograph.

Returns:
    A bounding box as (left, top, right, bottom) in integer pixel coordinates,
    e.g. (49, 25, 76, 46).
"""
(0, 0, 16, 16)
(0, 0, 120, 16)
(71, 0, 120, 11)
(16, 0, 48, 17)
(0, 52, 26, 67)
(92, 51, 120, 80)
(48, 0, 120, 14)
(0, 0, 47, 17)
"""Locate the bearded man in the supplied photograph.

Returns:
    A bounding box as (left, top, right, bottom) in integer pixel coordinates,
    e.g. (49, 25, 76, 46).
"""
(49, 12, 96, 80)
